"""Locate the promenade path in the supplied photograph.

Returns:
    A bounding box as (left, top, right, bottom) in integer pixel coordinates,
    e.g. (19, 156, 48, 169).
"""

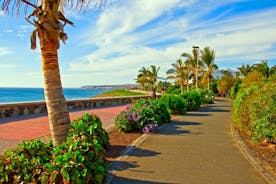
(0, 105, 126, 152)
(107, 99, 268, 184)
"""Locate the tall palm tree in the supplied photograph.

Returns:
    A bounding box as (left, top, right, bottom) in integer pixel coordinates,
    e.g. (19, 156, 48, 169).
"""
(237, 64, 253, 78)
(181, 49, 203, 90)
(1, 0, 104, 145)
(200, 47, 218, 90)
(167, 59, 186, 93)
(148, 65, 160, 98)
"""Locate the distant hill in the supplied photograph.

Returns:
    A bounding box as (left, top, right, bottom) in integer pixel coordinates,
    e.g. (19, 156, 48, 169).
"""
(81, 84, 139, 90)
(213, 68, 237, 79)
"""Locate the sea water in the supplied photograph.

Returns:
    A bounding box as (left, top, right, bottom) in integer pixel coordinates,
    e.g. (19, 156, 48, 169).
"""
(0, 88, 110, 104)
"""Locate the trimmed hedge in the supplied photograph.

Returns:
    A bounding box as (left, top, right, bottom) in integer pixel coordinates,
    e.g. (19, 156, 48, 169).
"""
(232, 79, 276, 142)
(179, 90, 202, 111)
(198, 89, 214, 104)
(159, 94, 187, 115)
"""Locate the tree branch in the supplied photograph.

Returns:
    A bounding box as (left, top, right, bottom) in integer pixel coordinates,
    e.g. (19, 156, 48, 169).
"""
(21, 0, 39, 10)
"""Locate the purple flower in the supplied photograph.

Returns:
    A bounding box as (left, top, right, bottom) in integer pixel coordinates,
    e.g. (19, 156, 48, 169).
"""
(142, 123, 158, 134)
(126, 104, 132, 110)
(132, 112, 141, 122)
(143, 126, 150, 134)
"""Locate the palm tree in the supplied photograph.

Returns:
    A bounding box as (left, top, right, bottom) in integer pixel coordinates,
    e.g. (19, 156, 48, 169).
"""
(253, 60, 270, 78)
(237, 64, 253, 78)
(137, 67, 150, 91)
(200, 47, 218, 90)
(181, 49, 203, 90)
(1, 0, 104, 145)
(148, 65, 160, 98)
(167, 59, 186, 93)
(270, 65, 276, 76)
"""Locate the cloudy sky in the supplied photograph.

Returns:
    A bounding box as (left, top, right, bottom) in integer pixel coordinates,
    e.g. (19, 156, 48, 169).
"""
(0, 0, 276, 87)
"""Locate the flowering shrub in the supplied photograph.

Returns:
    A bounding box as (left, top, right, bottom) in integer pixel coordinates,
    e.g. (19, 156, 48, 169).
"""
(115, 99, 170, 133)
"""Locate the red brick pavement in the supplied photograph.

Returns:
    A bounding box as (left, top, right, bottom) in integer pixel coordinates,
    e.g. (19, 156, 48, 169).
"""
(0, 105, 126, 141)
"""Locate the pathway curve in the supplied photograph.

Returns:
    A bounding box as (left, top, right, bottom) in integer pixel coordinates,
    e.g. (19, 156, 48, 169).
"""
(0, 105, 126, 152)
(108, 99, 268, 184)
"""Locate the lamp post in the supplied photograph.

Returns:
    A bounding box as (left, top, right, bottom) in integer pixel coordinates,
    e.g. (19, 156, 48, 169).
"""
(192, 46, 199, 91)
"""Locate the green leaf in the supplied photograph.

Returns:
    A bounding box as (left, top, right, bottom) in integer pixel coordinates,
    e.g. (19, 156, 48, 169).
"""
(80, 168, 88, 177)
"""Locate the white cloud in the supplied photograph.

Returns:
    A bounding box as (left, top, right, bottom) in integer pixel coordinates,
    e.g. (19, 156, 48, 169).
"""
(0, 10, 4, 16)
(3, 29, 12, 33)
(0, 48, 13, 56)
(66, 1, 276, 85)
(0, 64, 18, 69)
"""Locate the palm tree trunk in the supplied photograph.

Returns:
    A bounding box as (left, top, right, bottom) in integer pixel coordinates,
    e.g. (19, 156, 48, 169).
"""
(187, 70, 190, 91)
(180, 84, 184, 93)
(41, 48, 70, 145)
(207, 76, 210, 91)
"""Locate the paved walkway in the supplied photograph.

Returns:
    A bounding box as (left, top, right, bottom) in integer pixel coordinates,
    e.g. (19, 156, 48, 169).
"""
(0, 105, 126, 152)
(107, 99, 268, 184)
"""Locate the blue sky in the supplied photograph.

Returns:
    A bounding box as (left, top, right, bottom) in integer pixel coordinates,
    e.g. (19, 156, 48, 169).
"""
(0, 0, 276, 87)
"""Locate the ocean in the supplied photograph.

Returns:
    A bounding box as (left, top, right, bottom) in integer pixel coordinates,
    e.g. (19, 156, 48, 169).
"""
(0, 88, 111, 104)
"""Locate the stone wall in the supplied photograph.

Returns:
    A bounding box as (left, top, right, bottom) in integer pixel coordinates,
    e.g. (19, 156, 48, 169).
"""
(0, 96, 151, 118)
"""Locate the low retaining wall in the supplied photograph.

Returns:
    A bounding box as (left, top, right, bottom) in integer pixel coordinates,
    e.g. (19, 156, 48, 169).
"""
(0, 96, 151, 118)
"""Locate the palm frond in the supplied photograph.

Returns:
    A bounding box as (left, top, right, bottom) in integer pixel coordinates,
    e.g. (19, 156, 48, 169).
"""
(1, 0, 107, 15)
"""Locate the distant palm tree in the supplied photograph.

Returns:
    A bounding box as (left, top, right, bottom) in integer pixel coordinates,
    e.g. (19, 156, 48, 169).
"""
(148, 65, 160, 98)
(237, 64, 253, 78)
(181, 49, 203, 90)
(270, 65, 276, 76)
(136, 65, 160, 98)
(137, 67, 150, 91)
(253, 60, 270, 78)
(200, 47, 218, 90)
(1, 0, 104, 145)
(167, 59, 186, 93)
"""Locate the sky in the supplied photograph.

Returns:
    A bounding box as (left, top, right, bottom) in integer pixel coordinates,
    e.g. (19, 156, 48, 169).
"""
(0, 0, 276, 88)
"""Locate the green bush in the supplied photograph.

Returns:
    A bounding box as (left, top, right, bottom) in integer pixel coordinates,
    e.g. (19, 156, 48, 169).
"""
(230, 78, 242, 99)
(198, 89, 214, 104)
(0, 140, 52, 183)
(0, 113, 109, 184)
(246, 81, 276, 142)
(232, 77, 276, 143)
(115, 99, 171, 133)
(179, 90, 202, 111)
(165, 84, 181, 94)
(160, 94, 187, 115)
(232, 85, 258, 129)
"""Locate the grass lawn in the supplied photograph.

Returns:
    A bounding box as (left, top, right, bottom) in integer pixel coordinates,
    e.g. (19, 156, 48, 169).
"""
(92, 89, 146, 98)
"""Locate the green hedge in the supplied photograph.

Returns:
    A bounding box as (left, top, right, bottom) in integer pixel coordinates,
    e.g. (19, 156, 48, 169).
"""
(198, 89, 214, 104)
(159, 94, 187, 115)
(0, 113, 109, 184)
(179, 90, 202, 111)
(232, 79, 276, 142)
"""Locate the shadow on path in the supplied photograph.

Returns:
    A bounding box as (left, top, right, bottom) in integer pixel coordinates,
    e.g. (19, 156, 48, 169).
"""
(108, 160, 139, 172)
(107, 146, 160, 159)
(108, 174, 170, 184)
(185, 113, 211, 117)
(154, 120, 202, 136)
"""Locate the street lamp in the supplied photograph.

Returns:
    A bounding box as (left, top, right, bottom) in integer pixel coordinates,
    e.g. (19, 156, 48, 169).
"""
(192, 46, 199, 91)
